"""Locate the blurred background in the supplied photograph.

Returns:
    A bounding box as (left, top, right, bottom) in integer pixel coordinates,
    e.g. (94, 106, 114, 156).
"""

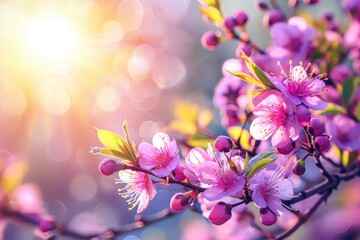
(0, 0, 354, 239)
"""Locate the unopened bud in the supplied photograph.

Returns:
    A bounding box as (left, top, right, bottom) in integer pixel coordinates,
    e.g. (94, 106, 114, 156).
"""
(99, 159, 124, 176)
(234, 11, 248, 26)
(224, 16, 237, 31)
(255, 1, 269, 10)
(276, 140, 296, 155)
(214, 135, 234, 152)
(201, 31, 220, 50)
(293, 159, 306, 176)
(259, 208, 277, 226)
(170, 192, 191, 212)
(39, 217, 56, 232)
(295, 105, 311, 126)
(314, 136, 331, 152)
(263, 10, 285, 27)
(173, 165, 186, 181)
(304, 0, 320, 4)
(309, 118, 325, 136)
(209, 202, 232, 225)
(236, 43, 252, 58)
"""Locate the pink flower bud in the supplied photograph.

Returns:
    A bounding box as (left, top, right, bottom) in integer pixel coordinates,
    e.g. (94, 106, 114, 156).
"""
(208, 202, 232, 225)
(304, 0, 320, 4)
(224, 16, 237, 31)
(259, 208, 277, 226)
(255, 1, 269, 10)
(173, 165, 186, 181)
(214, 135, 234, 152)
(236, 43, 252, 58)
(293, 159, 306, 176)
(314, 136, 331, 152)
(277, 140, 296, 155)
(170, 192, 191, 212)
(201, 31, 220, 50)
(329, 64, 352, 84)
(263, 10, 285, 27)
(99, 159, 124, 176)
(309, 118, 325, 136)
(295, 105, 311, 126)
(234, 11, 248, 26)
(39, 217, 56, 232)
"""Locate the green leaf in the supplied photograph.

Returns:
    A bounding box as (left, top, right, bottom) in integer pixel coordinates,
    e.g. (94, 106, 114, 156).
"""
(123, 121, 137, 161)
(355, 103, 360, 121)
(342, 151, 358, 167)
(204, 0, 220, 8)
(244, 152, 249, 172)
(229, 71, 266, 88)
(240, 51, 275, 89)
(186, 134, 214, 149)
(342, 78, 356, 106)
(96, 128, 130, 153)
(245, 151, 275, 179)
(246, 158, 275, 179)
(319, 103, 346, 115)
(91, 148, 134, 161)
(200, 6, 223, 22)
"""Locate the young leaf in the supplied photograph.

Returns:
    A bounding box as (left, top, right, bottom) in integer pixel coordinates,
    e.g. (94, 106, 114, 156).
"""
(239, 50, 275, 89)
(356, 102, 360, 121)
(200, 6, 223, 22)
(245, 151, 275, 178)
(342, 151, 358, 168)
(229, 71, 267, 88)
(342, 78, 356, 106)
(244, 152, 250, 172)
(96, 128, 129, 152)
(246, 158, 275, 179)
(123, 121, 138, 161)
(319, 103, 346, 115)
(90, 148, 133, 161)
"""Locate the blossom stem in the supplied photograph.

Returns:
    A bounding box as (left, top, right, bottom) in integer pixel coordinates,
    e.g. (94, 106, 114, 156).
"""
(284, 177, 339, 205)
(121, 164, 206, 192)
(3, 208, 178, 239)
(275, 189, 332, 240)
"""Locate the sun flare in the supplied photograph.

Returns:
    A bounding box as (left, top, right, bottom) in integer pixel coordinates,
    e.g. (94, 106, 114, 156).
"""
(22, 14, 78, 63)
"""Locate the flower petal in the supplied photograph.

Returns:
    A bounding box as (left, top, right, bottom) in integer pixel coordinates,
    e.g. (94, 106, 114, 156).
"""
(302, 96, 328, 110)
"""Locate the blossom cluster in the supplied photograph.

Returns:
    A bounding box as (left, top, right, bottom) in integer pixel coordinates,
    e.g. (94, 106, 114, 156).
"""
(90, 0, 360, 239)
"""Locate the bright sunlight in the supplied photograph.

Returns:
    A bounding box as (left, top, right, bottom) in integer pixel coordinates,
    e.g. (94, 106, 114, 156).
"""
(22, 14, 78, 63)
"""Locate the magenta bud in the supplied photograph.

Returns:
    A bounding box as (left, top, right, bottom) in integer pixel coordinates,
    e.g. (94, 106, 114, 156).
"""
(236, 43, 252, 57)
(173, 165, 186, 181)
(214, 135, 234, 152)
(263, 10, 285, 27)
(293, 159, 306, 176)
(99, 159, 124, 176)
(39, 217, 56, 232)
(322, 12, 333, 22)
(224, 16, 237, 30)
(170, 192, 191, 212)
(201, 31, 220, 50)
(309, 118, 325, 136)
(304, 0, 320, 4)
(259, 208, 277, 226)
(314, 136, 331, 152)
(209, 202, 232, 225)
(234, 11, 248, 25)
(255, 1, 269, 10)
(329, 64, 352, 84)
(295, 105, 311, 126)
(277, 140, 296, 155)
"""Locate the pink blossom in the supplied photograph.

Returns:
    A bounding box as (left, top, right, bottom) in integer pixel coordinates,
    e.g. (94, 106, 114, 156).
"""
(272, 63, 327, 110)
(198, 153, 245, 201)
(138, 132, 180, 177)
(249, 168, 293, 216)
(185, 147, 245, 200)
(250, 89, 301, 148)
(327, 115, 360, 151)
(116, 170, 156, 213)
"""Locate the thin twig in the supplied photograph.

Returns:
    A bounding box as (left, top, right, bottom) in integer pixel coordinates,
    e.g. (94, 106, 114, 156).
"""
(275, 190, 332, 240)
